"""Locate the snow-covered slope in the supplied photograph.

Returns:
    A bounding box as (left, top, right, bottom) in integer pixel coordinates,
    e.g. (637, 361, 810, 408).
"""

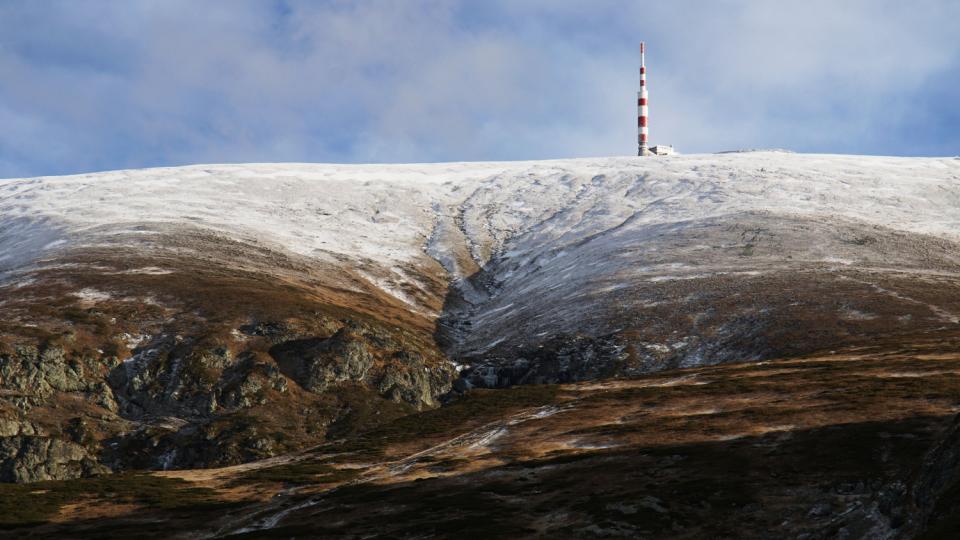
(3, 152, 960, 375)
(4, 153, 960, 269)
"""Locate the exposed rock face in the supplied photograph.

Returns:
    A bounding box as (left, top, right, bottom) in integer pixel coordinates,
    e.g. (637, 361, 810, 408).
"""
(0, 417, 41, 438)
(95, 319, 452, 471)
(271, 321, 454, 409)
(0, 267, 456, 480)
(103, 416, 286, 471)
(0, 436, 107, 483)
(0, 345, 118, 411)
(458, 334, 629, 389)
(0, 319, 455, 478)
(108, 335, 291, 419)
(218, 358, 289, 410)
(0, 346, 119, 482)
(273, 331, 374, 394)
(377, 351, 446, 406)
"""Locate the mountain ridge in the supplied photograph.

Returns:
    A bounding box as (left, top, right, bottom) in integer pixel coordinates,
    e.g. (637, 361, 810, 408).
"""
(4, 152, 960, 536)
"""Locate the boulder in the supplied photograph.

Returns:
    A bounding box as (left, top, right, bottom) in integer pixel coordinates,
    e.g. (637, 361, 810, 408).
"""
(0, 436, 107, 483)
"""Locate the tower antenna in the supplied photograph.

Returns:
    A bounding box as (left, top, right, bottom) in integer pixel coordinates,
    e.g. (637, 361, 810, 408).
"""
(638, 42, 649, 156)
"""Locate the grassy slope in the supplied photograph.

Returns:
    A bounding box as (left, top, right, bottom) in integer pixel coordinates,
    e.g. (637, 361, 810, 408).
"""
(8, 338, 960, 538)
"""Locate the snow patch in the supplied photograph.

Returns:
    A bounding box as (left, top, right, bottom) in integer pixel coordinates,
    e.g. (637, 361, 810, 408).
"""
(469, 427, 507, 449)
(72, 288, 112, 303)
(357, 269, 429, 315)
(114, 267, 173, 275)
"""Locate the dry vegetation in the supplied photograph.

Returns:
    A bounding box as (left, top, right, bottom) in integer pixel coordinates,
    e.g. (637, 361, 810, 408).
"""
(7, 338, 960, 538)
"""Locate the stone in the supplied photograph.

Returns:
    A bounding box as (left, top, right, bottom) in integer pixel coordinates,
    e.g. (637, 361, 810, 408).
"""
(0, 436, 108, 483)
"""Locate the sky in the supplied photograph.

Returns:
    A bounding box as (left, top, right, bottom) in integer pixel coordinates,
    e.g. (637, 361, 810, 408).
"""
(1, 0, 958, 178)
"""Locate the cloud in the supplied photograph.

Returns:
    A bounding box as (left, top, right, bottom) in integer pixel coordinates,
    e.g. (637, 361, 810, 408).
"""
(0, 0, 957, 178)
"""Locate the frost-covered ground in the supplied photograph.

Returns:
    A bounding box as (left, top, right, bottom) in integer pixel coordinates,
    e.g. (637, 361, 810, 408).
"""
(4, 153, 959, 274)
(3, 152, 960, 370)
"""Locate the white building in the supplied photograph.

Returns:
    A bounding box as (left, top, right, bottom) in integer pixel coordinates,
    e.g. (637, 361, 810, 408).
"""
(649, 145, 675, 156)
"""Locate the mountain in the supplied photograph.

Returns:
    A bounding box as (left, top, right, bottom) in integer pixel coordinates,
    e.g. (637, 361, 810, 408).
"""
(3, 152, 960, 538)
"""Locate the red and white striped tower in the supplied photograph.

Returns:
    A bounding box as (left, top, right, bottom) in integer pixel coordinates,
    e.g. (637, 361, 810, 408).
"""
(637, 42, 649, 156)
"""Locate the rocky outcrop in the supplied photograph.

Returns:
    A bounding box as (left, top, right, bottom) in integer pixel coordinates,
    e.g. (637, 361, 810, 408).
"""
(271, 321, 455, 409)
(0, 306, 455, 481)
(0, 436, 107, 483)
(378, 351, 445, 406)
(457, 334, 629, 390)
(103, 415, 287, 471)
(272, 331, 374, 394)
(218, 358, 288, 410)
(0, 417, 42, 438)
(0, 345, 118, 412)
(108, 336, 290, 419)
(0, 347, 114, 482)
